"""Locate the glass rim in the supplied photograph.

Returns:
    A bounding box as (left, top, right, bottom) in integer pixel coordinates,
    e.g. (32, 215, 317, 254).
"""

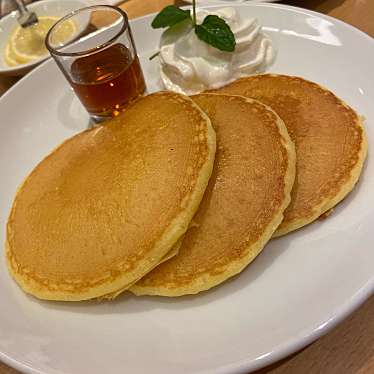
(45, 5, 129, 57)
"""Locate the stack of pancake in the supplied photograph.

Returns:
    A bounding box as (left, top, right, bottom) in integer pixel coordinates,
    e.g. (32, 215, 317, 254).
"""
(6, 75, 367, 301)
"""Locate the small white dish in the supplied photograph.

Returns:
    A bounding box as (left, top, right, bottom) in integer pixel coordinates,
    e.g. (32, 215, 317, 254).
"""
(0, 0, 88, 76)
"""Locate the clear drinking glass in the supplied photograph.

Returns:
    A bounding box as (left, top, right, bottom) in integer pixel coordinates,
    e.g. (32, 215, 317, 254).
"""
(46, 5, 146, 122)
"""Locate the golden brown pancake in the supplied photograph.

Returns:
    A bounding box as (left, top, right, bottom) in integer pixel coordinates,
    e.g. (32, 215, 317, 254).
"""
(131, 94, 295, 296)
(6, 92, 216, 301)
(212, 75, 367, 236)
(100, 236, 184, 300)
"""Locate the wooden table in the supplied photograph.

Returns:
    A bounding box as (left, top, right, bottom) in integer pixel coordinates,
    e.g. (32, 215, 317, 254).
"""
(0, 1, 373, 373)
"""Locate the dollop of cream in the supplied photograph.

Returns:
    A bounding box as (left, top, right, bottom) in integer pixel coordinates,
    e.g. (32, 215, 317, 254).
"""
(158, 7, 276, 95)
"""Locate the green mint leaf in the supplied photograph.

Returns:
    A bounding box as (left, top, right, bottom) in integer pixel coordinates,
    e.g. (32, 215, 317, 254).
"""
(151, 6, 191, 29)
(195, 15, 236, 52)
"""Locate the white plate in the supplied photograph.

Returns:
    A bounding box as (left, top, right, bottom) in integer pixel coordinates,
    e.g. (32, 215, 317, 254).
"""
(0, 3, 373, 374)
(0, 0, 88, 76)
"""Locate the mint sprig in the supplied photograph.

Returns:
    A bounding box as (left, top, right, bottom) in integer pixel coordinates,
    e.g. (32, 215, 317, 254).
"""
(150, 0, 236, 56)
(195, 15, 235, 52)
(151, 6, 191, 29)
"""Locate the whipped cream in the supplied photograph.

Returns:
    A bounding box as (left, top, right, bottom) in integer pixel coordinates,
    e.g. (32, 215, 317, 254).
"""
(158, 7, 276, 95)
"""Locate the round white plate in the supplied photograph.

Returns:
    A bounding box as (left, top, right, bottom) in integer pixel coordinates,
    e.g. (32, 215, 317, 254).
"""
(0, 3, 373, 374)
(0, 0, 88, 76)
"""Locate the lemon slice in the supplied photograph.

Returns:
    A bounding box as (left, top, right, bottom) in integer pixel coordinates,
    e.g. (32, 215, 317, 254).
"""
(4, 42, 18, 67)
(5, 16, 76, 66)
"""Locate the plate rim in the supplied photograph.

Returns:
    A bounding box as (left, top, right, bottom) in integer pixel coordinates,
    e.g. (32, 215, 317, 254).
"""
(0, 3, 373, 374)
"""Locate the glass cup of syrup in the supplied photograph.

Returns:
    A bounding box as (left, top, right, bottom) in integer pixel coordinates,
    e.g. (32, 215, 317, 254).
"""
(46, 5, 146, 123)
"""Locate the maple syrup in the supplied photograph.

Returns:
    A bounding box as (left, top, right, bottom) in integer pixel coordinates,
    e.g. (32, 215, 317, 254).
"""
(70, 43, 146, 119)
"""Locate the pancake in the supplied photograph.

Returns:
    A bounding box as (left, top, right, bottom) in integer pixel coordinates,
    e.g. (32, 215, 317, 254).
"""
(100, 236, 184, 300)
(6, 92, 216, 301)
(131, 94, 296, 296)
(212, 75, 367, 236)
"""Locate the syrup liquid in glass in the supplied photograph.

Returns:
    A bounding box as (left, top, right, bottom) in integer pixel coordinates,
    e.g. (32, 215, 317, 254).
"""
(70, 43, 146, 119)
